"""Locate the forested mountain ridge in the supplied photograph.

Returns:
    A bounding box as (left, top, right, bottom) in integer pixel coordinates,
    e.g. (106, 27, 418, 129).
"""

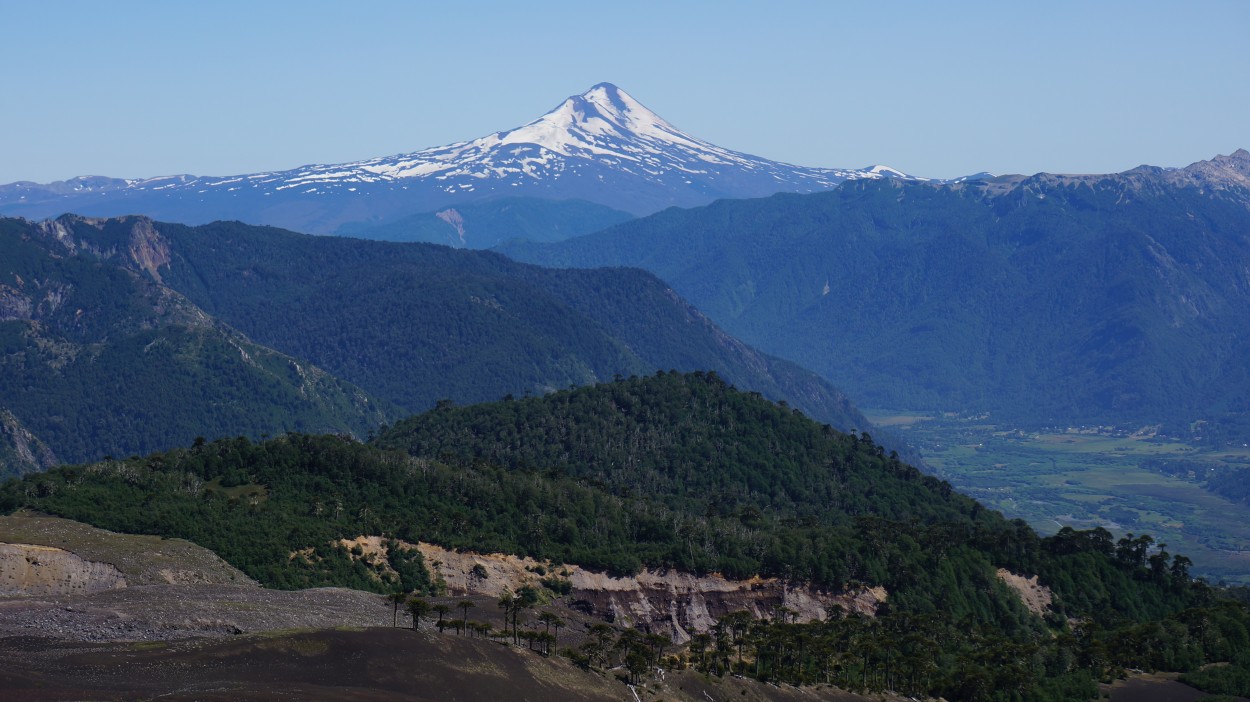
(33, 214, 869, 436)
(3, 372, 1248, 701)
(2, 373, 979, 589)
(0, 216, 391, 475)
(501, 150, 1250, 435)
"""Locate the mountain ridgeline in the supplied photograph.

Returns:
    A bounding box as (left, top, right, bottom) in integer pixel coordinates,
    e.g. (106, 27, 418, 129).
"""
(502, 150, 1250, 435)
(0, 83, 905, 234)
(0, 213, 872, 475)
(0, 216, 390, 475)
(3, 373, 1246, 701)
(129, 216, 867, 431)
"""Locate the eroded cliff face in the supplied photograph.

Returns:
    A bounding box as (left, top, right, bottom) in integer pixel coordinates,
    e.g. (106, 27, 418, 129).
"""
(414, 542, 884, 643)
(0, 409, 58, 474)
(0, 511, 256, 589)
(0, 543, 126, 597)
(563, 569, 883, 643)
(33, 215, 171, 283)
(996, 568, 1053, 616)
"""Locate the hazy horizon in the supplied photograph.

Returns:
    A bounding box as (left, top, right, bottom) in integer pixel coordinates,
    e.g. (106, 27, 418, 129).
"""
(2, 0, 1246, 184)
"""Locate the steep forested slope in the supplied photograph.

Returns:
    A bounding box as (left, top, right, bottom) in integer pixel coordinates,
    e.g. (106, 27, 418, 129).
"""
(502, 151, 1250, 434)
(122, 216, 868, 432)
(0, 217, 389, 475)
(2, 373, 990, 592)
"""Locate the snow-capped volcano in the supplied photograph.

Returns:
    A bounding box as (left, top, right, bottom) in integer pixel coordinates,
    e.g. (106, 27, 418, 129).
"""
(0, 83, 912, 234)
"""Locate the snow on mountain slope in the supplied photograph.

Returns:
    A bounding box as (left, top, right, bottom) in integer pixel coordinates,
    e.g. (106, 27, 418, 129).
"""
(0, 83, 915, 233)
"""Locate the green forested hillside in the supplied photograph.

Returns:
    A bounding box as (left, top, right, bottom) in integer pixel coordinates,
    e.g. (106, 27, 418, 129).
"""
(501, 160, 1250, 435)
(0, 217, 391, 476)
(0, 212, 881, 475)
(122, 216, 867, 433)
(375, 371, 974, 532)
(2, 373, 1246, 701)
(2, 373, 988, 591)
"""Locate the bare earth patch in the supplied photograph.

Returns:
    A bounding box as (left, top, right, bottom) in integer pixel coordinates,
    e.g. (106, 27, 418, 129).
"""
(417, 541, 884, 642)
(0, 510, 253, 586)
(995, 568, 1053, 616)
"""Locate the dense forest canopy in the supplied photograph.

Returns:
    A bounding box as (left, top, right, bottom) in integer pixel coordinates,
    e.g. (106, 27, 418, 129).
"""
(502, 174, 1250, 437)
(0, 217, 389, 475)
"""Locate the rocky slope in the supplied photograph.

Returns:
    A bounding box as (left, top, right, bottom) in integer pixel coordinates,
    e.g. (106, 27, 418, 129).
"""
(0, 543, 125, 597)
(0, 215, 397, 474)
(414, 541, 884, 643)
(0, 511, 253, 588)
(0, 410, 57, 476)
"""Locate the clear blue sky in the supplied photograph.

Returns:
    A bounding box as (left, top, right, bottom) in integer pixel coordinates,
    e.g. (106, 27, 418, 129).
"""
(3, 0, 1246, 183)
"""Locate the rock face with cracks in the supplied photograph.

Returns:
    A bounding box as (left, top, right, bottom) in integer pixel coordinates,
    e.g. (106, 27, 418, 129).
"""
(0, 543, 126, 597)
(416, 541, 883, 642)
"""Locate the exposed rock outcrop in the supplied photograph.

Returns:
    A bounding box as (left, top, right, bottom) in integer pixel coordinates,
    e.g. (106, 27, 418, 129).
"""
(0, 511, 255, 588)
(996, 568, 1053, 616)
(124, 216, 172, 283)
(564, 569, 884, 643)
(0, 543, 126, 597)
(36, 214, 176, 283)
(0, 409, 58, 474)
(435, 208, 467, 246)
(416, 541, 883, 643)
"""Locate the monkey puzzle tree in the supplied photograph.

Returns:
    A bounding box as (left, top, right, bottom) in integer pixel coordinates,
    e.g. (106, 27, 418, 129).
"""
(458, 599, 475, 633)
(387, 591, 408, 627)
(407, 597, 432, 631)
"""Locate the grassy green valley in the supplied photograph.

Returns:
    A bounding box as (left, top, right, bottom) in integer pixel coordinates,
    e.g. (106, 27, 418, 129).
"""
(866, 410, 1250, 585)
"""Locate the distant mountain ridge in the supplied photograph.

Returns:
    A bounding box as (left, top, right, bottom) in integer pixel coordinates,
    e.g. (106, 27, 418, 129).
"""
(501, 150, 1250, 436)
(1, 211, 886, 474)
(0, 216, 393, 476)
(135, 215, 870, 434)
(3, 212, 874, 452)
(0, 83, 915, 234)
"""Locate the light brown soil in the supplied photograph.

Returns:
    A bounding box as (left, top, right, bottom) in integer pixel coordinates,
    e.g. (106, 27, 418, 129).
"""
(996, 568, 1053, 616)
(0, 510, 253, 586)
